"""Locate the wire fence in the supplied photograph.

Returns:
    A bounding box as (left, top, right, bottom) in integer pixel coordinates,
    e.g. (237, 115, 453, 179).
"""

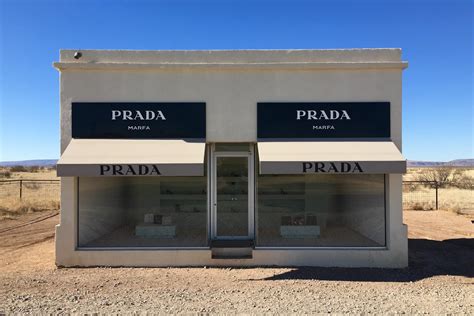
(402, 180, 473, 212)
(0, 179, 472, 212)
(0, 179, 60, 211)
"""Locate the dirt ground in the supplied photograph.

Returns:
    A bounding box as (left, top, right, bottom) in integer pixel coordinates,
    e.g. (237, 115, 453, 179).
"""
(0, 210, 473, 314)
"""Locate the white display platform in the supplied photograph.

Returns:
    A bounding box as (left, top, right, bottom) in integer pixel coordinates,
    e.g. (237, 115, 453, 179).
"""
(135, 223, 176, 238)
(280, 225, 320, 238)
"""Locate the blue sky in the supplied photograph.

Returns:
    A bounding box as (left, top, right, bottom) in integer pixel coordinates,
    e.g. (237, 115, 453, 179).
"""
(0, 0, 472, 162)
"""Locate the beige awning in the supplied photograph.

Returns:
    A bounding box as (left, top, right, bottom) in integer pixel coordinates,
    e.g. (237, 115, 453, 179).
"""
(57, 139, 206, 176)
(258, 141, 406, 174)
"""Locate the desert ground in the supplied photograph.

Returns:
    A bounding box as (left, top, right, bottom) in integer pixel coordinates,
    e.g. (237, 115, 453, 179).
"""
(0, 167, 473, 313)
(0, 209, 472, 314)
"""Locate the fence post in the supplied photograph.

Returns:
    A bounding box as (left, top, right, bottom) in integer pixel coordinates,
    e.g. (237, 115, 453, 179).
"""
(435, 186, 438, 210)
(19, 180, 23, 200)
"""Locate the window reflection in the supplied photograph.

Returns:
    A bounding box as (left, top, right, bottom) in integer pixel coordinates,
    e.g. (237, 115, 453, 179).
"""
(257, 174, 385, 247)
(78, 176, 208, 248)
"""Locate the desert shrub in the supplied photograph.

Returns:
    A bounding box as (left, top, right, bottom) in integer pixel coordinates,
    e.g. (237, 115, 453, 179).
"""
(10, 165, 27, 172)
(411, 203, 424, 211)
(27, 165, 40, 173)
(406, 201, 434, 211)
(445, 204, 462, 214)
(403, 183, 419, 193)
(415, 167, 473, 189)
(0, 171, 11, 178)
(455, 173, 474, 190)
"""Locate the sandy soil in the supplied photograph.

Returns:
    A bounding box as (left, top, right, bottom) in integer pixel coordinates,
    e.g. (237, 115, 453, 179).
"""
(0, 210, 473, 314)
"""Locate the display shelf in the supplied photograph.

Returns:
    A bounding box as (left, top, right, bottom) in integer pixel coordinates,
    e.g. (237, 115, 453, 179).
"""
(135, 223, 176, 238)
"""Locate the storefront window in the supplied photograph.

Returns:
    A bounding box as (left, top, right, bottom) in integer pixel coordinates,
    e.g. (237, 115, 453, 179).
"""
(257, 174, 385, 247)
(78, 176, 207, 248)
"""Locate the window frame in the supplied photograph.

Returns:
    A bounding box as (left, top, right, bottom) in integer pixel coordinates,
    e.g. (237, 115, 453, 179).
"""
(75, 173, 211, 250)
(254, 174, 388, 250)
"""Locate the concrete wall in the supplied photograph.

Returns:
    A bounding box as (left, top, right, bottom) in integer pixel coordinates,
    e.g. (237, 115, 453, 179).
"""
(55, 49, 408, 267)
(59, 70, 404, 152)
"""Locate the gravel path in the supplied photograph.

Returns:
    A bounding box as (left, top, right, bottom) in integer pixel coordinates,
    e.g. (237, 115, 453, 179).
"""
(0, 210, 473, 314)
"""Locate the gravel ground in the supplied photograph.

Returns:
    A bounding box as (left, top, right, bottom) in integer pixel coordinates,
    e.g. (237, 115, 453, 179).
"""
(0, 210, 473, 314)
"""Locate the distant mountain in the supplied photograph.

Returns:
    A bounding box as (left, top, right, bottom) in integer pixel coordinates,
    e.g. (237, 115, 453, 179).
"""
(408, 159, 473, 167)
(0, 159, 58, 167)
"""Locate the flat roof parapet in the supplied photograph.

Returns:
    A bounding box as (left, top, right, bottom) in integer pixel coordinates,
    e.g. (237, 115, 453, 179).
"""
(54, 49, 408, 71)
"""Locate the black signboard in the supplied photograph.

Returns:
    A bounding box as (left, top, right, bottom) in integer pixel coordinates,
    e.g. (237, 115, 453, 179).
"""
(257, 102, 390, 139)
(72, 102, 206, 139)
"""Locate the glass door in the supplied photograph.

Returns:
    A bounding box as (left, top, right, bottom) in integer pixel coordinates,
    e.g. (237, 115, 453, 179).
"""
(211, 146, 254, 240)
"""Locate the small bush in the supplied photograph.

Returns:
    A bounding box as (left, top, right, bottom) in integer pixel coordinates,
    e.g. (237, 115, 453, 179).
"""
(28, 166, 40, 173)
(412, 203, 424, 211)
(10, 165, 27, 172)
(455, 174, 474, 190)
(0, 171, 11, 178)
(403, 183, 419, 193)
(407, 202, 434, 211)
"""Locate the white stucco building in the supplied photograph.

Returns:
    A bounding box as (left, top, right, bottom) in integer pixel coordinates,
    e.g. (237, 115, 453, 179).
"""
(54, 49, 408, 267)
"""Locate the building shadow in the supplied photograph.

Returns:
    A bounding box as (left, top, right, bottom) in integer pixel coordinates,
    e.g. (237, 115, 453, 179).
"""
(255, 238, 474, 282)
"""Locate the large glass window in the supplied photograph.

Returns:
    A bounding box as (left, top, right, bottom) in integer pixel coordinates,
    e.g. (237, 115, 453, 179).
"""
(257, 174, 386, 247)
(78, 176, 207, 248)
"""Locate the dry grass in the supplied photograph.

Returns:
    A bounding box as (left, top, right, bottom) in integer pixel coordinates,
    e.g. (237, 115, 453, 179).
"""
(403, 168, 473, 213)
(404, 167, 474, 181)
(438, 187, 473, 213)
(0, 198, 60, 220)
(0, 168, 60, 220)
(0, 167, 58, 180)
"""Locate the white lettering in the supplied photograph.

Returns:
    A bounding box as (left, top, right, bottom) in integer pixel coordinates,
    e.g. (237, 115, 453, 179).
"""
(128, 125, 151, 131)
(145, 110, 155, 120)
(134, 111, 144, 120)
(155, 110, 166, 120)
(340, 110, 351, 120)
(112, 109, 167, 121)
(296, 109, 351, 121)
(319, 110, 329, 120)
(296, 110, 306, 120)
(123, 110, 133, 120)
(111, 110, 121, 120)
(308, 110, 317, 120)
(312, 125, 335, 130)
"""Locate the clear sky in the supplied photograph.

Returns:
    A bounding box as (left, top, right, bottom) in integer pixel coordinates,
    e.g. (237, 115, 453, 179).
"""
(0, 0, 472, 162)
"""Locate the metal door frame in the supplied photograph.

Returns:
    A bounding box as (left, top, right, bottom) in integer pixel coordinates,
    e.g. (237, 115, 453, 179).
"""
(210, 144, 254, 240)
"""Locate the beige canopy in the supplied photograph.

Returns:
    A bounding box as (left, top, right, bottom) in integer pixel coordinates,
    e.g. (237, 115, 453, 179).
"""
(57, 139, 206, 176)
(258, 141, 406, 174)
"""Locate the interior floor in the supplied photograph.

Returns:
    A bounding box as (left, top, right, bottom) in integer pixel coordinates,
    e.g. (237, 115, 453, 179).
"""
(80, 225, 382, 248)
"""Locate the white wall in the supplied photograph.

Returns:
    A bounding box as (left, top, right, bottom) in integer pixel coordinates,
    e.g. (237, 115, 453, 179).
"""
(59, 69, 403, 152)
(55, 49, 408, 267)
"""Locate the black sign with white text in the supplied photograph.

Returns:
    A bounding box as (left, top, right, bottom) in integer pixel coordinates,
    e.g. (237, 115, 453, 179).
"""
(72, 102, 206, 139)
(257, 102, 390, 139)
